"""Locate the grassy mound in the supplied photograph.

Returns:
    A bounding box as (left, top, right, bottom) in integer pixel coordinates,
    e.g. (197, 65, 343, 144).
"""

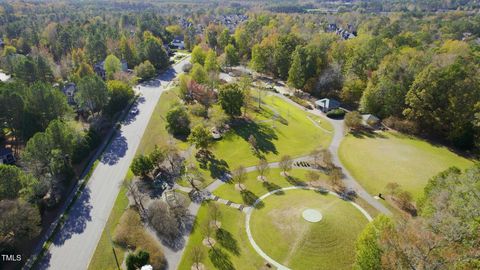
(249, 189, 369, 270)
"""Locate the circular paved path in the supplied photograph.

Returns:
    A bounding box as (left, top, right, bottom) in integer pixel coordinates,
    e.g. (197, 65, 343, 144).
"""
(244, 186, 373, 270)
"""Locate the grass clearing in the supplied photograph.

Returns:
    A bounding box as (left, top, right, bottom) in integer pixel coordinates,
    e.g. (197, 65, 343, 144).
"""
(136, 88, 188, 155)
(211, 94, 333, 169)
(250, 189, 369, 270)
(178, 202, 264, 270)
(339, 131, 474, 199)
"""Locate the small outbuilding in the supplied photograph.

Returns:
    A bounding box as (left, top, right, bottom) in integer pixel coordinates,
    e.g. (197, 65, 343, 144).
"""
(315, 98, 341, 113)
(362, 114, 380, 128)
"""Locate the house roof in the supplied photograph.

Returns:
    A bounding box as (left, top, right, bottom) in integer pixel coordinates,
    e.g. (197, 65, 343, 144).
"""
(62, 82, 76, 95)
(0, 147, 13, 157)
(315, 98, 340, 109)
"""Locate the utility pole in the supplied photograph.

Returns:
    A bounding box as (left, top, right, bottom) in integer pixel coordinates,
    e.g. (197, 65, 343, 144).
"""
(107, 225, 121, 270)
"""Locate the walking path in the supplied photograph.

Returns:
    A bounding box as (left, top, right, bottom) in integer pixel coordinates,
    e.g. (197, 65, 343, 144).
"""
(201, 93, 391, 215)
(244, 186, 373, 270)
(150, 68, 391, 269)
(274, 93, 391, 215)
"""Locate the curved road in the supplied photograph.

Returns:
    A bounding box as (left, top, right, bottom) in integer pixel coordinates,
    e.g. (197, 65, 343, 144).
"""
(35, 57, 190, 270)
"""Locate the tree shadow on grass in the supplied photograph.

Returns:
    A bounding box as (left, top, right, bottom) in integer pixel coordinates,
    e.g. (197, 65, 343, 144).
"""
(208, 157, 230, 179)
(240, 190, 264, 209)
(197, 150, 230, 180)
(285, 175, 307, 187)
(216, 228, 240, 256)
(314, 189, 330, 195)
(232, 118, 278, 155)
(209, 248, 235, 270)
(262, 181, 284, 195)
(351, 130, 387, 139)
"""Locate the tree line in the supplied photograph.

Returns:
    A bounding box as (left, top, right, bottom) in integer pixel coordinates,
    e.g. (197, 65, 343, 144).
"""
(230, 11, 480, 150)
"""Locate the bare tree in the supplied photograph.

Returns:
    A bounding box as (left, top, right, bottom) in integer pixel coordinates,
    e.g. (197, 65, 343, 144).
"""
(123, 179, 147, 217)
(148, 200, 180, 244)
(256, 158, 269, 181)
(248, 135, 258, 154)
(208, 203, 222, 228)
(201, 217, 215, 248)
(321, 149, 334, 170)
(279, 155, 293, 175)
(186, 165, 205, 191)
(395, 190, 414, 212)
(232, 165, 247, 190)
(328, 167, 343, 188)
(165, 143, 185, 176)
(310, 148, 323, 168)
(191, 245, 205, 270)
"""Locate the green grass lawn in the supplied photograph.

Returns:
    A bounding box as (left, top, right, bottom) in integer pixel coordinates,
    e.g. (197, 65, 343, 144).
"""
(211, 95, 333, 170)
(250, 189, 369, 270)
(136, 88, 188, 155)
(178, 202, 264, 270)
(88, 170, 133, 270)
(339, 131, 474, 199)
(213, 168, 329, 205)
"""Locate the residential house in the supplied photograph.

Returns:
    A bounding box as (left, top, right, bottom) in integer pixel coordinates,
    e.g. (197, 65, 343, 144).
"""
(327, 23, 356, 40)
(0, 147, 15, 164)
(61, 82, 77, 105)
(315, 98, 341, 113)
(94, 59, 128, 79)
(327, 23, 337, 32)
(169, 36, 185, 49)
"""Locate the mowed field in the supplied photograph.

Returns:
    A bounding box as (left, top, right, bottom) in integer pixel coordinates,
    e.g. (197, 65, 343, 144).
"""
(178, 202, 264, 270)
(249, 189, 369, 270)
(212, 94, 333, 169)
(136, 88, 189, 155)
(339, 132, 474, 199)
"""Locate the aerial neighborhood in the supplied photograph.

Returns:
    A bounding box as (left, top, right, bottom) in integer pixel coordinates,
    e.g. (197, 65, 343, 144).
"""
(0, 1, 479, 270)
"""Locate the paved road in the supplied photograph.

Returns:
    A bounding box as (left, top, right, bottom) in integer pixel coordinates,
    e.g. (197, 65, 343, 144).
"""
(36, 57, 190, 270)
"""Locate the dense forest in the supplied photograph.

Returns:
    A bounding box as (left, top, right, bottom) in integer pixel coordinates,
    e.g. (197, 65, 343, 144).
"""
(0, 0, 479, 269)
